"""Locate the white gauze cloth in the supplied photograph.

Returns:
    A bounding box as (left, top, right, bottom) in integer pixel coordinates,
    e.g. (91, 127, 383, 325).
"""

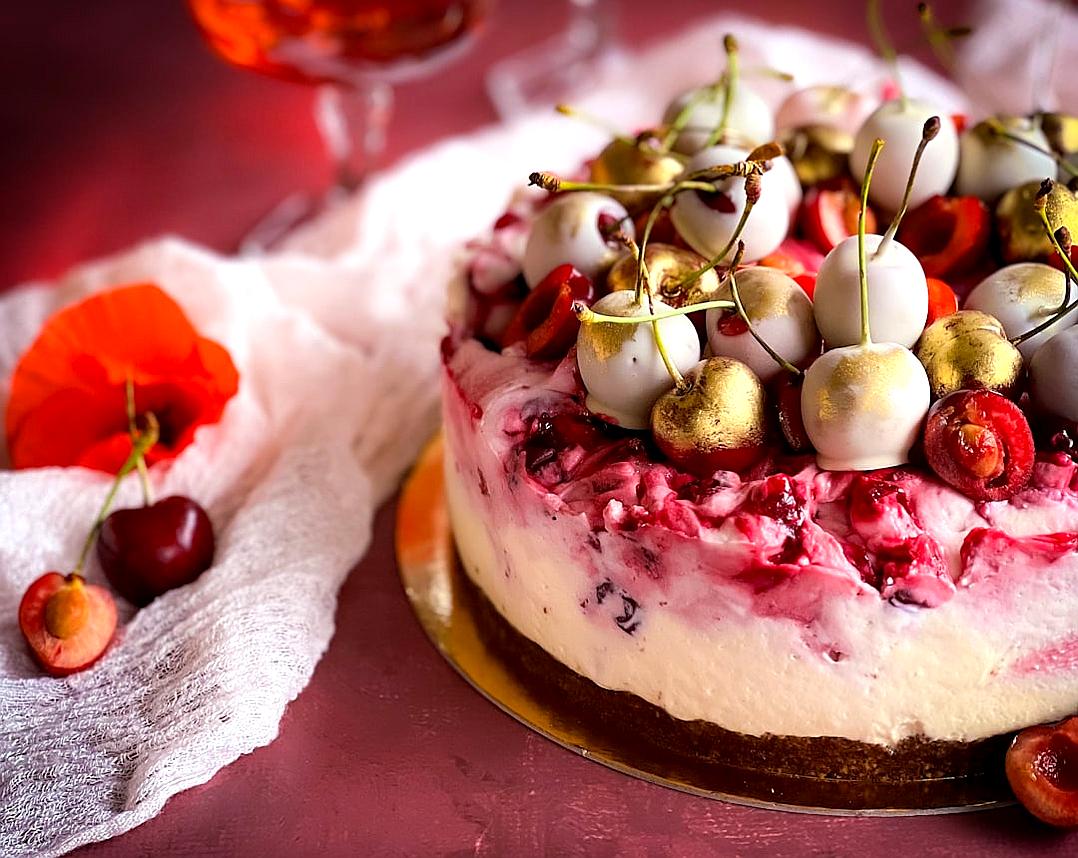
(0, 8, 1025, 854)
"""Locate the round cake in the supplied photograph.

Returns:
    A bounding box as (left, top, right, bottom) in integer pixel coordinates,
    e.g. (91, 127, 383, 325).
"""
(439, 28, 1078, 813)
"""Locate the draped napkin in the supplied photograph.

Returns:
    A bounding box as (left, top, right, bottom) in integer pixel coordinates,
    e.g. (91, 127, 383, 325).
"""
(1, 5, 1054, 853)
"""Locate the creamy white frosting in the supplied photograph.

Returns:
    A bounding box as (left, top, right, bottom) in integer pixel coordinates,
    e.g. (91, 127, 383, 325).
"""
(442, 346, 1078, 746)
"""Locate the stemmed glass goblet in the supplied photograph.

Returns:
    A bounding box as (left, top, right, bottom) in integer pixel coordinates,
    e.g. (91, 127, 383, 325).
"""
(188, 0, 493, 251)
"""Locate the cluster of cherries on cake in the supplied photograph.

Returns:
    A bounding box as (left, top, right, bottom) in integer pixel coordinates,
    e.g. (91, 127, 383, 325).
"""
(463, 33, 1078, 825)
(19, 391, 215, 677)
(469, 35, 1078, 508)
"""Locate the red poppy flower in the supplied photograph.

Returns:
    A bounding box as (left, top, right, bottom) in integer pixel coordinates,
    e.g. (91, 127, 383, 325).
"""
(6, 283, 239, 472)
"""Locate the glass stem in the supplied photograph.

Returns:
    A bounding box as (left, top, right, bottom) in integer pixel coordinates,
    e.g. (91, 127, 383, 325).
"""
(315, 81, 394, 194)
(566, 0, 616, 54)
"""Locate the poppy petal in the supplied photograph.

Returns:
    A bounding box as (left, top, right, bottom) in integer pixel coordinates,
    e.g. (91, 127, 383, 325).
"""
(6, 282, 238, 472)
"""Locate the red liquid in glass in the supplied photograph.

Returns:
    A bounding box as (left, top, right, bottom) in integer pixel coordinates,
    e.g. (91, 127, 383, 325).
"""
(188, 0, 490, 85)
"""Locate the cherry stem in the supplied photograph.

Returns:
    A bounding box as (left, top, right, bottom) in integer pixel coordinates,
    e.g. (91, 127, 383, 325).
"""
(1011, 281, 1078, 346)
(611, 231, 651, 304)
(985, 120, 1078, 179)
(703, 34, 739, 149)
(859, 138, 886, 347)
(917, 3, 971, 70)
(743, 65, 794, 82)
(125, 375, 154, 507)
(660, 77, 724, 153)
(575, 298, 734, 325)
(527, 172, 717, 196)
(632, 155, 772, 301)
(671, 172, 760, 291)
(636, 177, 705, 299)
(876, 116, 940, 259)
(528, 155, 770, 196)
(867, 0, 908, 111)
(1010, 206, 1077, 337)
(728, 258, 803, 376)
(554, 104, 635, 146)
(73, 413, 160, 575)
(648, 291, 686, 390)
(1035, 191, 1078, 287)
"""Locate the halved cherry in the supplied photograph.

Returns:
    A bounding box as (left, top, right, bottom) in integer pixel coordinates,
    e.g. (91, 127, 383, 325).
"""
(19, 572, 117, 676)
(1007, 717, 1078, 828)
(501, 264, 595, 360)
(923, 389, 1035, 501)
(925, 276, 959, 326)
(799, 185, 878, 254)
(793, 273, 816, 300)
(898, 195, 991, 279)
(759, 238, 826, 279)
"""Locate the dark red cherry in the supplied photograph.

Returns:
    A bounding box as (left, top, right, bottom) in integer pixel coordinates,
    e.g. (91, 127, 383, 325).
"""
(1007, 717, 1078, 828)
(96, 495, 215, 607)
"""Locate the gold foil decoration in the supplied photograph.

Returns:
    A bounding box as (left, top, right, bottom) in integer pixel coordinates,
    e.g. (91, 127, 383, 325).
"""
(650, 357, 766, 463)
(716, 267, 797, 321)
(779, 124, 854, 186)
(813, 348, 915, 422)
(996, 180, 1078, 264)
(915, 310, 1024, 399)
(607, 244, 719, 307)
(589, 134, 685, 212)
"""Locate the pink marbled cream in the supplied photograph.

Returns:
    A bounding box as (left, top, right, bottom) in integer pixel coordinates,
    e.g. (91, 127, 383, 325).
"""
(442, 333, 1078, 743)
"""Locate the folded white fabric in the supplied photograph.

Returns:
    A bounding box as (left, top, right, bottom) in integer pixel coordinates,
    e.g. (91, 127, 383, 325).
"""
(0, 11, 987, 856)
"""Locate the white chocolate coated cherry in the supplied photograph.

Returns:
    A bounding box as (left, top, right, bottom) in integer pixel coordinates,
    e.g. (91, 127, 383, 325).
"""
(850, 99, 959, 212)
(801, 342, 931, 471)
(576, 291, 701, 430)
(775, 85, 875, 136)
(771, 153, 804, 217)
(813, 234, 928, 348)
(670, 144, 791, 264)
(965, 262, 1077, 358)
(521, 192, 630, 288)
(1030, 326, 1078, 422)
(662, 85, 775, 154)
(956, 118, 1057, 202)
(705, 267, 819, 383)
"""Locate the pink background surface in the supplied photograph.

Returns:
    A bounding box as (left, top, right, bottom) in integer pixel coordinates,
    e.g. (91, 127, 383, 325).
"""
(6, 0, 1078, 854)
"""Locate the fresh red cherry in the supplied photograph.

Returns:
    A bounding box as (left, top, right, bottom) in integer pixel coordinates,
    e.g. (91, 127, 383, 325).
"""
(1007, 717, 1078, 828)
(799, 184, 878, 254)
(925, 276, 959, 326)
(96, 495, 215, 607)
(19, 572, 117, 676)
(501, 264, 594, 360)
(898, 195, 991, 279)
(923, 389, 1034, 501)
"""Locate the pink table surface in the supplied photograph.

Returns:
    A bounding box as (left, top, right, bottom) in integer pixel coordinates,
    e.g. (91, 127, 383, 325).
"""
(6, 0, 1077, 854)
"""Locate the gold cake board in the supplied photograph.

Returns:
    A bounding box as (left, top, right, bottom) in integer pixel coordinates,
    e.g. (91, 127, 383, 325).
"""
(395, 433, 1011, 816)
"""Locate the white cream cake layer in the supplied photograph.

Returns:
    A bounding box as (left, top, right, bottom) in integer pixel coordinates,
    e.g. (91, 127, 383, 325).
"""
(443, 339, 1078, 746)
